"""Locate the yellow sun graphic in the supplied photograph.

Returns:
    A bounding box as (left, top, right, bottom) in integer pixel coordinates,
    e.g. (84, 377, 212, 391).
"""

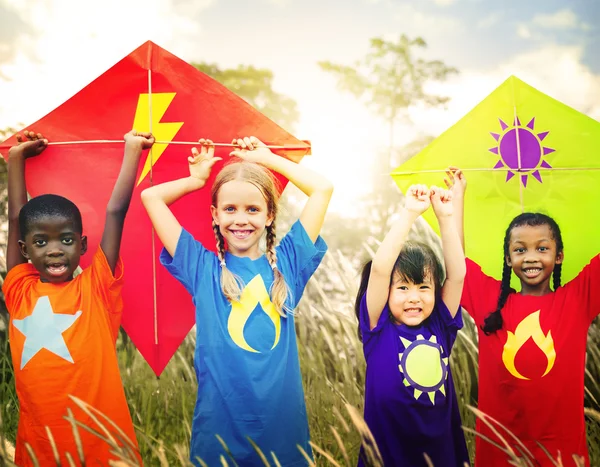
(398, 334, 449, 405)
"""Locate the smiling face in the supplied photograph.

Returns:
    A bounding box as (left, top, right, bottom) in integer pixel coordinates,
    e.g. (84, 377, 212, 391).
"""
(388, 271, 436, 327)
(211, 179, 274, 259)
(19, 215, 87, 283)
(506, 223, 563, 295)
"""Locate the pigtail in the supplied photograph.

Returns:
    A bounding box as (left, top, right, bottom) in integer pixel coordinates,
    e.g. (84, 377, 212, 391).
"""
(552, 263, 562, 291)
(266, 223, 292, 317)
(213, 222, 244, 302)
(482, 260, 512, 335)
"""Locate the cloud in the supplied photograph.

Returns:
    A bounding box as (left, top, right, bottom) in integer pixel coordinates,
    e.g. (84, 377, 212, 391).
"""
(408, 44, 600, 138)
(532, 8, 581, 30)
(263, 0, 290, 5)
(477, 11, 503, 29)
(0, 0, 217, 129)
(517, 8, 589, 42)
(0, 0, 35, 66)
(392, 3, 462, 38)
(433, 0, 457, 6)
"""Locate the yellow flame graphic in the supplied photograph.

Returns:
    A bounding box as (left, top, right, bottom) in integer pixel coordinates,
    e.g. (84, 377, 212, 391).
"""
(132, 93, 183, 186)
(227, 275, 281, 353)
(502, 310, 556, 380)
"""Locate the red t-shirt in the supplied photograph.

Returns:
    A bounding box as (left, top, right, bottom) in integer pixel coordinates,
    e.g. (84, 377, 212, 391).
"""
(3, 248, 139, 466)
(462, 256, 600, 467)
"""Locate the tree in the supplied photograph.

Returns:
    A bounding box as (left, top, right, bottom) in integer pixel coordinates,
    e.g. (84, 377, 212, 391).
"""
(192, 63, 300, 133)
(319, 35, 458, 237)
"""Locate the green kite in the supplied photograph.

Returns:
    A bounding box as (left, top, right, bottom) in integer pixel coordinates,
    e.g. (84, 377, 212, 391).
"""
(392, 75, 600, 285)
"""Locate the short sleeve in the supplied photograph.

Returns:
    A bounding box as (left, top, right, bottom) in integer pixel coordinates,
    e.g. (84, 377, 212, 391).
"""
(432, 301, 463, 350)
(159, 228, 217, 296)
(77, 249, 125, 340)
(462, 258, 502, 326)
(276, 220, 327, 303)
(2, 263, 38, 316)
(358, 292, 389, 336)
(563, 254, 600, 323)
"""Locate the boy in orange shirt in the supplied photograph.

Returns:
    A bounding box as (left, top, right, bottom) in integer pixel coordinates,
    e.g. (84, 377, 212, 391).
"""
(3, 130, 153, 466)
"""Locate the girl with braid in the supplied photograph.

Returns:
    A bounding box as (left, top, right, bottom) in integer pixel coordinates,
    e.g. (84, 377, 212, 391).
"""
(446, 167, 599, 467)
(142, 136, 332, 466)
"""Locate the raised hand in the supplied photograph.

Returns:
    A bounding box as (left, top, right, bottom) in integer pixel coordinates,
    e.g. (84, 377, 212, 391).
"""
(430, 185, 453, 218)
(8, 131, 48, 159)
(229, 136, 274, 164)
(405, 184, 431, 215)
(443, 166, 466, 199)
(124, 130, 155, 149)
(189, 138, 222, 182)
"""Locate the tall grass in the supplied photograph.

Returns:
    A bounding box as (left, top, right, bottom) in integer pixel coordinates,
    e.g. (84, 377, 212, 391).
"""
(1, 247, 600, 465)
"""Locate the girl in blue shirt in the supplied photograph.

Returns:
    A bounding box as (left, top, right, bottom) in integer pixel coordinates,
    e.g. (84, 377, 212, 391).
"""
(142, 136, 332, 466)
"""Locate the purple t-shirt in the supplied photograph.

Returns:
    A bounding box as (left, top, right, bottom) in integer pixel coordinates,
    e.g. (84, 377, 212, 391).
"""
(358, 295, 470, 467)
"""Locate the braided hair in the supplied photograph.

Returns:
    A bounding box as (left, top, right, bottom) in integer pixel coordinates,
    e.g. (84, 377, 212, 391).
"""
(211, 160, 292, 317)
(482, 212, 564, 335)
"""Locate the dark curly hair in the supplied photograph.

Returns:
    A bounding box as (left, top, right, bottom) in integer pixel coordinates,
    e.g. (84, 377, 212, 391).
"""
(19, 194, 83, 239)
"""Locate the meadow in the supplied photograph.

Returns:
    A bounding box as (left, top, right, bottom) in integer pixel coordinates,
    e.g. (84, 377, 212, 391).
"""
(1, 218, 600, 466)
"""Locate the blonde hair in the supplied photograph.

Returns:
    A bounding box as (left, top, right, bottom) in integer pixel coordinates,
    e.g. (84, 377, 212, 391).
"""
(211, 160, 292, 317)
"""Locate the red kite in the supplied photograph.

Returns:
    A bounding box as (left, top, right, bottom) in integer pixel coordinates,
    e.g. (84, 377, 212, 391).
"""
(0, 41, 310, 375)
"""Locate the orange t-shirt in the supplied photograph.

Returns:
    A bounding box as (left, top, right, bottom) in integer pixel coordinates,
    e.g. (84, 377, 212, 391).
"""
(3, 248, 139, 466)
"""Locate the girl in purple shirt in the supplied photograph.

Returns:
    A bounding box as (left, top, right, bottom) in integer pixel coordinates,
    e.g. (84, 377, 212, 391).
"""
(354, 184, 469, 467)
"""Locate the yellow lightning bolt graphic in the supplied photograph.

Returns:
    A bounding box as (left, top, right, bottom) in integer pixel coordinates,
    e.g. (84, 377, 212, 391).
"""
(133, 93, 183, 186)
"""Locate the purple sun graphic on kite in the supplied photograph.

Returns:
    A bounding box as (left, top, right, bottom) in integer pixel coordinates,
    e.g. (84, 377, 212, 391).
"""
(489, 117, 555, 186)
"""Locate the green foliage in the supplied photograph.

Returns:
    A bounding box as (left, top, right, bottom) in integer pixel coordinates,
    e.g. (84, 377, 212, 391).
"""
(318, 35, 458, 125)
(193, 63, 300, 133)
(319, 36, 457, 237)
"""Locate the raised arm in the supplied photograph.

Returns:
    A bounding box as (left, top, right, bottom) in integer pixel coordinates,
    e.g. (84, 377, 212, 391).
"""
(430, 186, 465, 317)
(365, 185, 430, 329)
(444, 167, 466, 252)
(141, 139, 221, 257)
(7, 132, 48, 272)
(230, 137, 333, 243)
(100, 131, 155, 273)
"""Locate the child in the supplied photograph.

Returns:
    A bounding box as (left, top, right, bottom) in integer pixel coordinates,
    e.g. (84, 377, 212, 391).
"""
(354, 184, 470, 467)
(141, 136, 333, 465)
(4, 130, 154, 465)
(446, 168, 599, 466)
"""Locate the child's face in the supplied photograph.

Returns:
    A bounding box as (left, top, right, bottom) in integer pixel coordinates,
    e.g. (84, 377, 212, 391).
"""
(388, 272, 435, 326)
(19, 215, 87, 283)
(211, 180, 274, 259)
(506, 223, 563, 295)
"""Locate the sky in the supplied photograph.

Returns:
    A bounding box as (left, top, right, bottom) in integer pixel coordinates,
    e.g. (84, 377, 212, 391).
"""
(0, 0, 599, 214)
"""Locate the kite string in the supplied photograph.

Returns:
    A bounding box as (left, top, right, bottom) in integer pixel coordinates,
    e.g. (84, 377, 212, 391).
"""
(147, 68, 159, 347)
(40, 140, 310, 149)
(390, 167, 600, 175)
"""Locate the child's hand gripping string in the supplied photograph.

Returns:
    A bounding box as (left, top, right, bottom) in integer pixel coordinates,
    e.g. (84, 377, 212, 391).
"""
(443, 166, 466, 251)
(189, 139, 223, 182)
(230, 135, 333, 243)
(7, 131, 49, 271)
(141, 139, 223, 257)
(9, 131, 48, 159)
(100, 130, 156, 273)
(430, 185, 465, 317)
(365, 184, 432, 329)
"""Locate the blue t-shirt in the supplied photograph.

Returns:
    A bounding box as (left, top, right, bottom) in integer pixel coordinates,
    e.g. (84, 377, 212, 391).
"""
(358, 295, 470, 467)
(160, 220, 327, 466)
